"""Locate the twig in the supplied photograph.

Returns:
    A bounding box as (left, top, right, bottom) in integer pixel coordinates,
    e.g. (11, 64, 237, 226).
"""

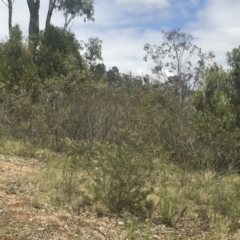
(93, 227, 110, 239)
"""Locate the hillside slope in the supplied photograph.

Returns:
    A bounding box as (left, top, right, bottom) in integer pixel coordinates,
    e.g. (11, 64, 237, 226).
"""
(0, 154, 235, 240)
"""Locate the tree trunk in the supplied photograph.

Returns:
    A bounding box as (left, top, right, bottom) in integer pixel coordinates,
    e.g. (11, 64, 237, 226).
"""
(45, 0, 56, 28)
(1, 0, 14, 33)
(27, 0, 40, 40)
(8, 0, 12, 31)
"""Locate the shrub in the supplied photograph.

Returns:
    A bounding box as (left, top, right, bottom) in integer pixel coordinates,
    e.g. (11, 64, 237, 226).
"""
(81, 141, 157, 214)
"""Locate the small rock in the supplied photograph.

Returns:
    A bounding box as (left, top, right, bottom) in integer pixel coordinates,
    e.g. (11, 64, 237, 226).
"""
(99, 226, 105, 231)
(110, 218, 117, 224)
(117, 221, 124, 226)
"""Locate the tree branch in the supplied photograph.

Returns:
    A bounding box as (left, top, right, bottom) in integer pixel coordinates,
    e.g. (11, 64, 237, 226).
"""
(1, 0, 8, 7)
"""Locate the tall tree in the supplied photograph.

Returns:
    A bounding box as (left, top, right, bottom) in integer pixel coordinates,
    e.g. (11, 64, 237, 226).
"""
(144, 29, 215, 165)
(27, 0, 40, 40)
(144, 29, 215, 98)
(26, 0, 94, 42)
(1, 0, 14, 33)
(46, 0, 57, 29)
(45, 0, 94, 29)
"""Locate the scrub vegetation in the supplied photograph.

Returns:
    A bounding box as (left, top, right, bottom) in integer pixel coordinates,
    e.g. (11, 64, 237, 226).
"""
(1, 4, 240, 239)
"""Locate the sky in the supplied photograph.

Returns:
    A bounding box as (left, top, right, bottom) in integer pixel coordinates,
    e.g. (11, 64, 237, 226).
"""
(0, 0, 240, 77)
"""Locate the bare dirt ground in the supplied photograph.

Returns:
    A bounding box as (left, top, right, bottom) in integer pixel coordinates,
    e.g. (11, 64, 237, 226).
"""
(0, 154, 232, 240)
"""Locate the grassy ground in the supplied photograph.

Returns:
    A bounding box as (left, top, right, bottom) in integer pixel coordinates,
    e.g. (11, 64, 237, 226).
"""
(0, 140, 240, 239)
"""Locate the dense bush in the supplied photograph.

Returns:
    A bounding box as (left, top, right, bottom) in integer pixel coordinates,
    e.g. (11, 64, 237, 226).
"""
(0, 25, 39, 93)
(2, 25, 240, 218)
(35, 25, 84, 80)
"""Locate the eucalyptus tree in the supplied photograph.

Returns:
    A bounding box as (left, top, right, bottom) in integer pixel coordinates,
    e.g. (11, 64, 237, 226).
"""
(144, 29, 215, 99)
(26, 0, 94, 39)
(27, 0, 40, 41)
(24, 0, 95, 60)
(144, 29, 215, 165)
(46, 0, 94, 30)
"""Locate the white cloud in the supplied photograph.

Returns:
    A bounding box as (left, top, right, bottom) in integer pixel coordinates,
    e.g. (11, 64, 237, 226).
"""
(0, 1, 64, 37)
(0, 0, 239, 78)
(135, 69, 146, 76)
(116, 0, 169, 10)
(74, 27, 163, 75)
(186, 0, 240, 68)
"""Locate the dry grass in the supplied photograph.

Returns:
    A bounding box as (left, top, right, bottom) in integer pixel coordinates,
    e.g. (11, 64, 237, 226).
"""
(1, 140, 240, 239)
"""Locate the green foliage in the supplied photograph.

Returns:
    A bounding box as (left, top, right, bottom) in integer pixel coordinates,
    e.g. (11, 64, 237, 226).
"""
(226, 45, 240, 83)
(144, 28, 215, 97)
(3, 24, 240, 237)
(90, 63, 106, 81)
(0, 25, 39, 92)
(209, 177, 240, 232)
(226, 45, 240, 125)
(56, 0, 94, 28)
(106, 66, 121, 84)
(191, 64, 240, 172)
(82, 142, 156, 214)
(195, 63, 232, 113)
(158, 183, 177, 227)
(36, 25, 83, 80)
(82, 37, 103, 66)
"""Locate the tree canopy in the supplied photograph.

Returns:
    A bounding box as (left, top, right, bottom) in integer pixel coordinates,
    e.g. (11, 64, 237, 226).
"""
(25, 0, 95, 42)
(144, 29, 215, 98)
